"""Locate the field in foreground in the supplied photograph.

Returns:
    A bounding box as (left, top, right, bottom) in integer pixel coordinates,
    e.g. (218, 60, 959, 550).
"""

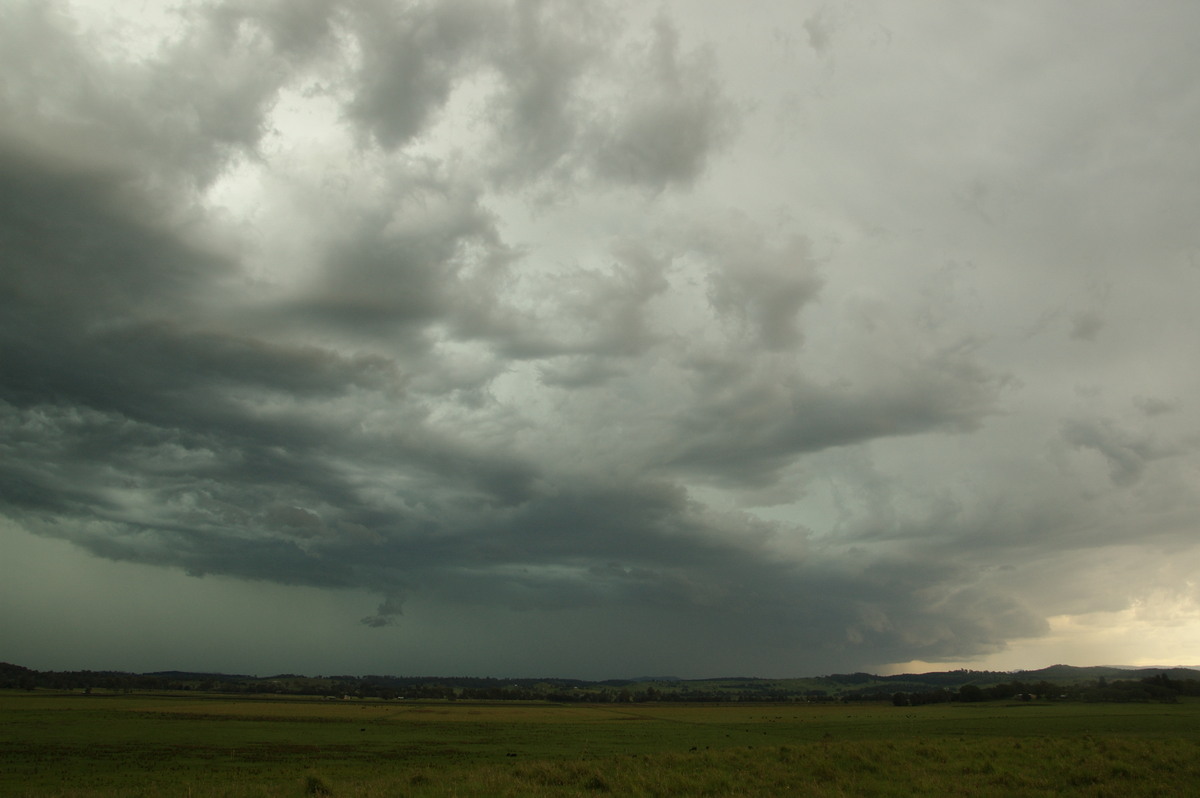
(2, 691, 1199, 796)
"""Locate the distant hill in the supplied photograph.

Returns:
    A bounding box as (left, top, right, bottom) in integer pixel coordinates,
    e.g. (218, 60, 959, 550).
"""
(4, 661, 1198, 702)
(145, 671, 254, 681)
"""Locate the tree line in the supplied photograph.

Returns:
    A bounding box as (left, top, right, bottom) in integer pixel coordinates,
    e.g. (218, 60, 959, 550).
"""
(5, 661, 1199, 704)
(890, 673, 1200, 706)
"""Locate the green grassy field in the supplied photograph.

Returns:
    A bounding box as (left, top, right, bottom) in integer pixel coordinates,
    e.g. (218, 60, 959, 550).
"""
(3, 690, 1199, 796)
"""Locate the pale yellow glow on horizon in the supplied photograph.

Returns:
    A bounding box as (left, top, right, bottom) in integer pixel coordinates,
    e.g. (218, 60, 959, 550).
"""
(881, 594, 1200, 675)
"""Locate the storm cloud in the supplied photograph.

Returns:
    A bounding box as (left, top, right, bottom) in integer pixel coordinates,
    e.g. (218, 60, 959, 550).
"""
(3, 0, 1200, 678)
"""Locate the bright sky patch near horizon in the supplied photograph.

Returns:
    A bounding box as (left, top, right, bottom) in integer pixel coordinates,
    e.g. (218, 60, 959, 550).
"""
(2, 0, 1199, 680)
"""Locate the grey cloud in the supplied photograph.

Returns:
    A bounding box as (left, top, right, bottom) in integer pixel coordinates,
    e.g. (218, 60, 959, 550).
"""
(485, 4, 738, 193)
(664, 345, 1001, 487)
(803, 7, 834, 55)
(536, 358, 627, 389)
(484, 0, 607, 186)
(360, 615, 393, 628)
(498, 243, 670, 361)
(1061, 417, 1181, 486)
(815, 422, 1200, 630)
(1069, 310, 1105, 341)
(591, 16, 736, 191)
(0, 333, 1037, 669)
(298, 178, 506, 338)
(266, 505, 329, 537)
(215, 0, 742, 194)
(0, 143, 229, 322)
(1134, 396, 1177, 417)
(101, 322, 403, 396)
(433, 237, 676, 388)
(216, 0, 341, 60)
(0, 0, 1006, 678)
(341, 476, 1048, 667)
(6, 0, 1200, 678)
(464, 219, 821, 393)
(699, 227, 822, 350)
(145, 15, 285, 161)
(0, 1, 282, 189)
(361, 591, 407, 627)
(345, 0, 497, 150)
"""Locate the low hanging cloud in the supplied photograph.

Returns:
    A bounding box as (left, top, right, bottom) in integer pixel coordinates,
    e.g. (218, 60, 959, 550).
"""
(3, 0, 1200, 678)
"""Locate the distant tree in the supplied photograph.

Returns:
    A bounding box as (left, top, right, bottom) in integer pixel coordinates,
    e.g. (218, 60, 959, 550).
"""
(957, 684, 985, 702)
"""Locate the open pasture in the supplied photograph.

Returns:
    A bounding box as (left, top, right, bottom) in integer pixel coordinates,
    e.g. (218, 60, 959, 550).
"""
(3, 691, 1200, 796)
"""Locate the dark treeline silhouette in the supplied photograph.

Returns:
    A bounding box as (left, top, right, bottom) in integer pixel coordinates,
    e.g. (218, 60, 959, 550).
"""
(889, 672, 1200, 706)
(4, 661, 1199, 704)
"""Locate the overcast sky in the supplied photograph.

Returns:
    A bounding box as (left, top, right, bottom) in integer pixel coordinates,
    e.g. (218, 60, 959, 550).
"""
(3, 0, 1200, 680)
